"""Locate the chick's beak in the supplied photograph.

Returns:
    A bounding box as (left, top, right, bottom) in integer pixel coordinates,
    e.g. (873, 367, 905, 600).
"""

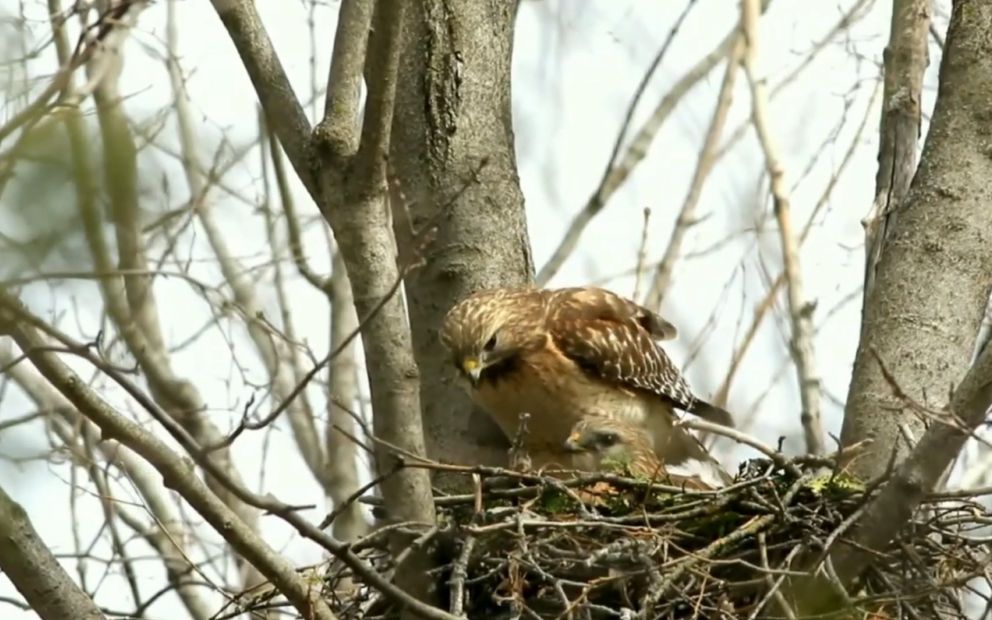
(461, 357, 482, 383)
(562, 432, 585, 453)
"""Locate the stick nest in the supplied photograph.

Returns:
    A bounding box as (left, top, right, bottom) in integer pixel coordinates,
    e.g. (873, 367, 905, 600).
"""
(317, 458, 990, 619)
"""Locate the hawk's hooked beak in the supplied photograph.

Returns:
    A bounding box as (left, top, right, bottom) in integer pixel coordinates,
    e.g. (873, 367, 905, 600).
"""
(461, 357, 482, 383)
(563, 431, 586, 453)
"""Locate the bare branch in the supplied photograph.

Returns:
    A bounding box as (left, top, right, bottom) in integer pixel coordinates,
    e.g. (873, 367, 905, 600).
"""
(715, 0, 876, 162)
(166, 6, 327, 488)
(536, 0, 705, 285)
(208, 0, 317, 196)
(0, 0, 132, 147)
(741, 0, 825, 454)
(643, 34, 744, 309)
(326, 252, 370, 542)
(353, 2, 403, 179)
(1, 290, 464, 620)
(65, 11, 271, 591)
(0, 483, 106, 620)
(631, 207, 651, 300)
(315, 0, 374, 155)
(679, 418, 802, 477)
(0, 344, 215, 620)
(91, 21, 164, 356)
(269, 124, 328, 289)
(261, 121, 366, 543)
(713, 81, 880, 408)
(0, 296, 340, 620)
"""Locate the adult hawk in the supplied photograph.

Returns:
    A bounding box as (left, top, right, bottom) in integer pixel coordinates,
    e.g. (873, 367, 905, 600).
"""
(439, 285, 732, 480)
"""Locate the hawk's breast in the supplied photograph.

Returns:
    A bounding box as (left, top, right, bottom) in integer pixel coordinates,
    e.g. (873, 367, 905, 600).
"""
(470, 347, 658, 450)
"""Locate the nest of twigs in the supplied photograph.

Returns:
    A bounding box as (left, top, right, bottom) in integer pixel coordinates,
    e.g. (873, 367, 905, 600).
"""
(315, 458, 991, 619)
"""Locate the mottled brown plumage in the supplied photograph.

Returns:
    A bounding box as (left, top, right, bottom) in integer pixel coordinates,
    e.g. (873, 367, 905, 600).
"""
(439, 285, 733, 479)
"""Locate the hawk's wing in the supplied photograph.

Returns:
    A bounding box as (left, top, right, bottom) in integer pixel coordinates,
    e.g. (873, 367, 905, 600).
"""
(547, 287, 733, 428)
(548, 286, 677, 340)
(547, 287, 696, 410)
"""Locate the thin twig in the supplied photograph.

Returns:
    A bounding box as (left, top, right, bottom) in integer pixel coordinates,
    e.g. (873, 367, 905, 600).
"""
(678, 418, 801, 477)
(631, 207, 651, 300)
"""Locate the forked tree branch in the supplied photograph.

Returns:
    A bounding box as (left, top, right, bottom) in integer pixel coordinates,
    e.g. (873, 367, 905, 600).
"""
(314, 0, 436, 532)
(212, 0, 438, 606)
(209, 0, 317, 196)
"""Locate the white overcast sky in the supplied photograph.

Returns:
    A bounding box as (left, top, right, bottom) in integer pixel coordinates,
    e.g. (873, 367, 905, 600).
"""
(0, 0, 967, 617)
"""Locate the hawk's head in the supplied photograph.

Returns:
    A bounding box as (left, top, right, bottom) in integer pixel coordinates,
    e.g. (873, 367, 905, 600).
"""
(565, 418, 643, 457)
(565, 417, 716, 488)
(439, 287, 546, 386)
(563, 415, 662, 478)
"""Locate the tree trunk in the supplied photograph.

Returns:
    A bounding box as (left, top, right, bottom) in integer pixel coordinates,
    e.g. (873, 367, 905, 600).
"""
(390, 0, 534, 469)
(841, 0, 992, 479)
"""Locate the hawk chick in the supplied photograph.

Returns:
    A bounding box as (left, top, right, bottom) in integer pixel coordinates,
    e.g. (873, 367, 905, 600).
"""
(439, 285, 733, 473)
(565, 416, 724, 489)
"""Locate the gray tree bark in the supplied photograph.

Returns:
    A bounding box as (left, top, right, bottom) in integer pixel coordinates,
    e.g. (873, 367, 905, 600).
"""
(841, 0, 992, 479)
(861, 0, 930, 302)
(326, 252, 370, 543)
(390, 0, 535, 470)
(0, 484, 106, 620)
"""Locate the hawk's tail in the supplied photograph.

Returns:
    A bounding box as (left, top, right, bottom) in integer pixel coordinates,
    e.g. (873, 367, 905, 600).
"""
(687, 400, 735, 428)
(663, 426, 734, 487)
(667, 447, 734, 487)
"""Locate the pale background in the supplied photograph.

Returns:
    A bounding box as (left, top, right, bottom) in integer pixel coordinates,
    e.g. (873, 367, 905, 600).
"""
(0, 0, 970, 617)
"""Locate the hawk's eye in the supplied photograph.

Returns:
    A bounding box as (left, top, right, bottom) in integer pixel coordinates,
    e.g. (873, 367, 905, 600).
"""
(598, 432, 619, 447)
(483, 334, 498, 352)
